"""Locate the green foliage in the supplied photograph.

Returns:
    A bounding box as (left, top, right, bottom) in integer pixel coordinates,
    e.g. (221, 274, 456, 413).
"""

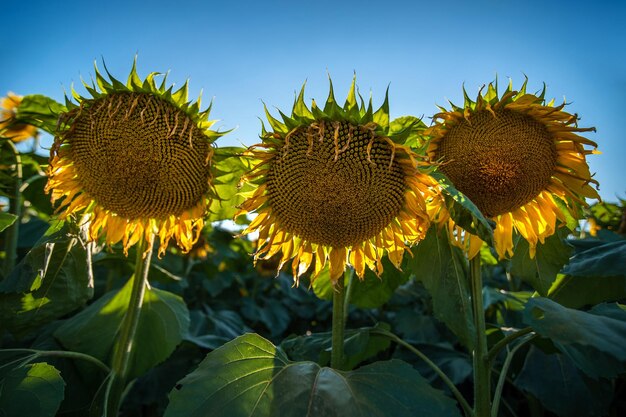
(165, 333, 462, 417)
(0, 212, 17, 233)
(431, 172, 494, 245)
(0, 223, 91, 337)
(514, 346, 613, 417)
(54, 278, 190, 379)
(12, 94, 66, 135)
(209, 147, 255, 222)
(0, 362, 65, 417)
(509, 228, 573, 296)
(523, 298, 626, 379)
(409, 226, 476, 349)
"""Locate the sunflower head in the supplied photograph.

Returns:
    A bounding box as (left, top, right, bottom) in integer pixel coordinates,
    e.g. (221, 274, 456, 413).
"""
(0, 92, 39, 142)
(426, 79, 600, 258)
(237, 77, 439, 285)
(45, 60, 225, 256)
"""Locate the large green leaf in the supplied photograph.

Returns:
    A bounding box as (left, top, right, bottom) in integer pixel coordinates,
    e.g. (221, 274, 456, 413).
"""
(280, 324, 391, 370)
(0, 362, 65, 417)
(0, 223, 91, 337)
(0, 212, 17, 233)
(514, 346, 612, 417)
(509, 228, 573, 296)
(409, 227, 475, 349)
(209, 147, 255, 222)
(12, 94, 66, 135)
(563, 240, 626, 278)
(522, 298, 626, 379)
(54, 279, 190, 379)
(165, 333, 461, 417)
(432, 172, 494, 244)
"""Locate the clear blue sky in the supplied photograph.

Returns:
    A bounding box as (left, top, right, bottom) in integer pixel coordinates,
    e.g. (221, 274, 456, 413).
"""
(2, 0, 624, 201)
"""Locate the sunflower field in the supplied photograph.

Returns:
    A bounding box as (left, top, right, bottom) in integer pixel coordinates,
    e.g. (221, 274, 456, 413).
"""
(1, 62, 625, 417)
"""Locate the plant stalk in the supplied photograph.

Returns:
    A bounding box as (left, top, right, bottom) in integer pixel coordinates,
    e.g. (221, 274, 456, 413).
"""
(491, 335, 534, 417)
(470, 255, 491, 417)
(330, 269, 348, 370)
(1, 348, 110, 373)
(487, 327, 534, 363)
(105, 235, 154, 416)
(2, 140, 22, 277)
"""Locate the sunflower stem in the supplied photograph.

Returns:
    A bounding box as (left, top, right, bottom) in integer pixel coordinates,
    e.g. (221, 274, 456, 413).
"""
(2, 140, 22, 277)
(1, 348, 110, 374)
(105, 235, 154, 416)
(343, 267, 355, 324)
(331, 269, 348, 370)
(470, 255, 491, 417)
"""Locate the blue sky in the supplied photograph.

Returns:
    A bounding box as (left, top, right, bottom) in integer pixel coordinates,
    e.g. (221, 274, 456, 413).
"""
(2, 0, 624, 201)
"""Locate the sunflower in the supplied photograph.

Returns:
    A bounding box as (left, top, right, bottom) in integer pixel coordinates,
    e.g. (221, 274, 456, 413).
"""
(0, 92, 39, 142)
(426, 79, 600, 259)
(45, 62, 224, 256)
(237, 78, 440, 285)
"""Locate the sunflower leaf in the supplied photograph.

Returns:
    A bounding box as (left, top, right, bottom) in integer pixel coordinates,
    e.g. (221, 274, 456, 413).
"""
(548, 240, 626, 308)
(432, 172, 494, 245)
(13, 94, 66, 135)
(54, 281, 190, 379)
(522, 298, 626, 379)
(210, 147, 256, 222)
(0, 223, 91, 338)
(164, 333, 461, 417)
(510, 228, 573, 296)
(514, 346, 613, 417)
(0, 212, 17, 233)
(0, 362, 66, 417)
(409, 227, 475, 350)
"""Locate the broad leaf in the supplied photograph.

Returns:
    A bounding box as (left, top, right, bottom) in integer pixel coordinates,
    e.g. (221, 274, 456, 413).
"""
(280, 324, 391, 370)
(514, 346, 612, 417)
(522, 298, 626, 379)
(0, 212, 17, 232)
(54, 279, 190, 379)
(165, 333, 461, 417)
(14, 94, 66, 134)
(209, 147, 255, 222)
(563, 240, 626, 278)
(0, 362, 65, 417)
(0, 224, 91, 337)
(509, 228, 573, 296)
(184, 308, 252, 350)
(432, 172, 494, 244)
(409, 227, 475, 349)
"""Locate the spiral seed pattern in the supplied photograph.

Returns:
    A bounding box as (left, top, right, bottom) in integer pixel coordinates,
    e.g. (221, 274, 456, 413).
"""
(65, 92, 210, 219)
(435, 109, 557, 217)
(266, 121, 407, 247)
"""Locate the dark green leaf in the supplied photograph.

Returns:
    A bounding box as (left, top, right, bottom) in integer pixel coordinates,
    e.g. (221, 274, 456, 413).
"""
(280, 324, 391, 370)
(0, 212, 17, 232)
(54, 280, 190, 379)
(432, 172, 494, 244)
(563, 240, 626, 278)
(0, 362, 65, 417)
(21, 176, 54, 216)
(514, 346, 612, 417)
(184, 309, 252, 350)
(522, 298, 626, 378)
(549, 274, 626, 309)
(409, 227, 475, 349)
(165, 333, 461, 417)
(0, 224, 91, 337)
(509, 228, 573, 296)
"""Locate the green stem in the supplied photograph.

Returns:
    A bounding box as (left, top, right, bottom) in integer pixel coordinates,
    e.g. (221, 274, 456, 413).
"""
(331, 269, 348, 370)
(104, 235, 154, 416)
(1, 348, 110, 373)
(487, 327, 534, 363)
(373, 329, 473, 417)
(343, 267, 355, 324)
(2, 140, 22, 277)
(491, 335, 535, 417)
(470, 255, 490, 417)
